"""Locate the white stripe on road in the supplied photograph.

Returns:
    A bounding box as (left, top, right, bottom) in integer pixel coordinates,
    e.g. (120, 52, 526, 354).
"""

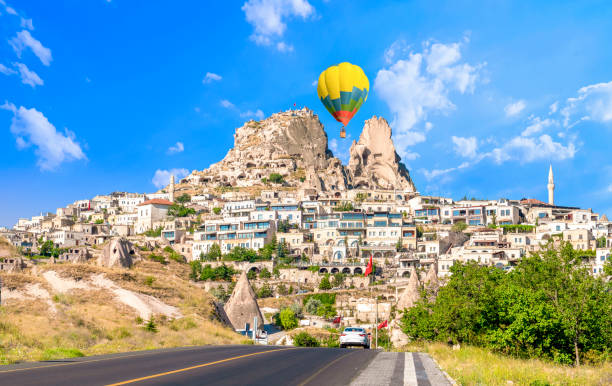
(350, 352, 395, 386)
(403, 352, 418, 386)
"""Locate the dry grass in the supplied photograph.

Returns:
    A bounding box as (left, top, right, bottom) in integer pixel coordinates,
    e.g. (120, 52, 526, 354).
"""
(399, 342, 612, 385)
(0, 260, 244, 365)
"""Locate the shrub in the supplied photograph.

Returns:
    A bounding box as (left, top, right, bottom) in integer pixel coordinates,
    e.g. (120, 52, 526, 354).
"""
(304, 298, 322, 315)
(293, 332, 320, 347)
(148, 253, 166, 264)
(318, 275, 332, 290)
(175, 193, 191, 204)
(279, 308, 299, 330)
(144, 276, 155, 286)
(144, 317, 158, 333)
(259, 267, 272, 279)
(144, 227, 163, 237)
(256, 283, 273, 299)
(451, 221, 468, 232)
(212, 207, 222, 215)
(41, 348, 84, 360)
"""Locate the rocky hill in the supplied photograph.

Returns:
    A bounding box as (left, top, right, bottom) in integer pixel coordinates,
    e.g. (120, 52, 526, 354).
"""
(178, 108, 415, 194)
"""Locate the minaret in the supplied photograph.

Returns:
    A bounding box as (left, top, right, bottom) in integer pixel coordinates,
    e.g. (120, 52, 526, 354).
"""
(547, 164, 555, 206)
(169, 174, 175, 202)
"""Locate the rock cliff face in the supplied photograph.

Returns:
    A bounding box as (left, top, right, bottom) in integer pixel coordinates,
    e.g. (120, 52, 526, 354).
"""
(181, 108, 415, 193)
(185, 108, 349, 191)
(347, 117, 415, 191)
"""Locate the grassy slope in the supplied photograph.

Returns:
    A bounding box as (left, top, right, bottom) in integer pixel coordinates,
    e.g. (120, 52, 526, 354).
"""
(0, 260, 245, 364)
(401, 342, 611, 385)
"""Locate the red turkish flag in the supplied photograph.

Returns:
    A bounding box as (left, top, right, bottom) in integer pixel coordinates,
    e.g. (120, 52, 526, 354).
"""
(378, 320, 388, 329)
(364, 254, 373, 277)
(332, 316, 341, 324)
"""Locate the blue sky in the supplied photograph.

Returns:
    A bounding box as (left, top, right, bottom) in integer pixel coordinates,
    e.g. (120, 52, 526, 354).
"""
(1, 0, 612, 226)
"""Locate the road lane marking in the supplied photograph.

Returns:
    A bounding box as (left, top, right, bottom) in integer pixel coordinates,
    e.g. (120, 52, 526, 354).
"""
(0, 346, 209, 374)
(297, 350, 358, 386)
(404, 352, 418, 386)
(106, 348, 293, 385)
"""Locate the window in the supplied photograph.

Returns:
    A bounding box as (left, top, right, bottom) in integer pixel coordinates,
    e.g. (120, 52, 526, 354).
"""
(538, 213, 546, 218)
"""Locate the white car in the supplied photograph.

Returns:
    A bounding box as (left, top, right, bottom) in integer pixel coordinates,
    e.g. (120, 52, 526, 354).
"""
(339, 327, 370, 349)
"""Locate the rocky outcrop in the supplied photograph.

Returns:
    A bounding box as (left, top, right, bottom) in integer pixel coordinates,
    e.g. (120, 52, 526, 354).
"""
(179, 109, 416, 194)
(397, 266, 421, 311)
(100, 238, 137, 268)
(185, 108, 348, 191)
(224, 271, 264, 332)
(424, 263, 439, 296)
(348, 117, 415, 191)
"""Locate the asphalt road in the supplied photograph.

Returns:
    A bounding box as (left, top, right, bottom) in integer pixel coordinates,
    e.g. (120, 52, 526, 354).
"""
(0, 345, 379, 386)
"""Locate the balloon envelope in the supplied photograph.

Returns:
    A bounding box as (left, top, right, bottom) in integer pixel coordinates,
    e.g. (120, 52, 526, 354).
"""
(317, 62, 369, 127)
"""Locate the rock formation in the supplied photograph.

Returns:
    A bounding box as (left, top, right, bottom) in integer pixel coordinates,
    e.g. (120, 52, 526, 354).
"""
(348, 116, 415, 191)
(224, 271, 264, 332)
(423, 264, 439, 295)
(184, 108, 349, 192)
(100, 238, 137, 268)
(391, 265, 422, 347)
(396, 266, 421, 311)
(177, 109, 416, 194)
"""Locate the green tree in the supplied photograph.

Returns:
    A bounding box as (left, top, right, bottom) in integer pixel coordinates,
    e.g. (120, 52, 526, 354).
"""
(212, 207, 222, 215)
(279, 308, 299, 329)
(268, 173, 284, 184)
(319, 275, 332, 290)
(331, 273, 345, 288)
(259, 267, 272, 279)
(175, 193, 191, 204)
(451, 221, 468, 232)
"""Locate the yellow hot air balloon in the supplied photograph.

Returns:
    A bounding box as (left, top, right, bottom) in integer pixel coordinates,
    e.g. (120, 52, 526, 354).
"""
(317, 62, 369, 138)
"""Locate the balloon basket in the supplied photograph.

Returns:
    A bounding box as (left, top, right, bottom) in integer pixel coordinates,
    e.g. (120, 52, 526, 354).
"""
(340, 127, 346, 138)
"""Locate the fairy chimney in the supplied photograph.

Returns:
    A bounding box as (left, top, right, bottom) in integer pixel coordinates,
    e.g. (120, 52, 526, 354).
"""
(397, 266, 421, 311)
(224, 271, 264, 332)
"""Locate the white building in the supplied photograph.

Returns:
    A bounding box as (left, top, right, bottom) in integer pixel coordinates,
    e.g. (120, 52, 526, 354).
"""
(136, 199, 173, 233)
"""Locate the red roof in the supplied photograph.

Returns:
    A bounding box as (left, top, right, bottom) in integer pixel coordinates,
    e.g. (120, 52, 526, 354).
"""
(138, 199, 173, 206)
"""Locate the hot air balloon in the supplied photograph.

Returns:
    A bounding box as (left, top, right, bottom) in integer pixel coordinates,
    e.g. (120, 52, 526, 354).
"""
(317, 62, 369, 138)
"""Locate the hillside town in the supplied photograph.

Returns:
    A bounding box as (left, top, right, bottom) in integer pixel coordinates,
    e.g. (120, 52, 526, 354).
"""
(1, 109, 610, 346)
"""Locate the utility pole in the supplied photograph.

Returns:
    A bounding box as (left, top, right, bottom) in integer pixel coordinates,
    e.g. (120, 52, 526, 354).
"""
(375, 295, 378, 350)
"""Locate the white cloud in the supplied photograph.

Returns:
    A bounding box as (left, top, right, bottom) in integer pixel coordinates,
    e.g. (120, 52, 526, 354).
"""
(9, 30, 52, 66)
(451, 136, 478, 158)
(0, 63, 17, 75)
(504, 100, 526, 117)
(221, 99, 264, 120)
(1, 102, 86, 170)
(329, 138, 338, 153)
(375, 39, 483, 156)
(167, 141, 184, 154)
(549, 101, 558, 114)
(608, 184, 612, 193)
(203, 72, 222, 84)
(383, 39, 410, 64)
(490, 134, 576, 164)
(194, 107, 201, 113)
(20, 17, 34, 30)
(521, 116, 556, 137)
(311, 80, 317, 87)
(152, 168, 189, 188)
(421, 162, 470, 181)
(561, 81, 612, 126)
(13, 62, 43, 87)
(220, 99, 235, 109)
(242, 0, 314, 51)
(240, 109, 265, 120)
(276, 41, 294, 52)
(5, 5, 16, 15)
